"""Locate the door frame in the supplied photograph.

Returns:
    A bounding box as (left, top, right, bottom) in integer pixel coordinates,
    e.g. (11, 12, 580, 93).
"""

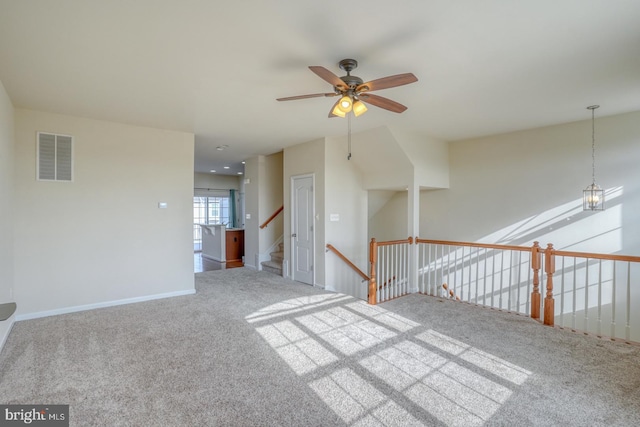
(290, 173, 315, 285)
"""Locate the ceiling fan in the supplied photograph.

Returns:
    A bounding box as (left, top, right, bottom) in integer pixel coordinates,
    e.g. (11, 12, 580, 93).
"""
(277, 59, 418, 118)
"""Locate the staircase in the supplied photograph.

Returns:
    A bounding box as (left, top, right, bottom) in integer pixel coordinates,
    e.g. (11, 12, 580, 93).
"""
(261, 242, 284, 276)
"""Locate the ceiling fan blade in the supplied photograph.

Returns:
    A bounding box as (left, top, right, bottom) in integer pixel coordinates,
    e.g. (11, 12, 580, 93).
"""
(277, 93, 337, 101)
(359, 93, 408, 113)
(309, 66, 348, 90)
(356, 73, 418, 93)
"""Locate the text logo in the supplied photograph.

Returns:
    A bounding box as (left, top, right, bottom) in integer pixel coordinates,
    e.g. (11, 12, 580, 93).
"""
(0, 405, 68, 426)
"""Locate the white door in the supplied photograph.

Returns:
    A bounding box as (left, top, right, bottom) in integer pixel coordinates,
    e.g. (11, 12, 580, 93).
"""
(292, 175, 314, 285)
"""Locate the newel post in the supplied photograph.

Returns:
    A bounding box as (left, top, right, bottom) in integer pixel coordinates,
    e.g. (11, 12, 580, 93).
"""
(544, 243, 556, 326)
(530, 241, 541, 319)
(368, 238, 378, 305)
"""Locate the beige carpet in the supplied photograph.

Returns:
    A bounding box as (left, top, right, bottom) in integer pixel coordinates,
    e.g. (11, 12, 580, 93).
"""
(1, 268, 639, 426)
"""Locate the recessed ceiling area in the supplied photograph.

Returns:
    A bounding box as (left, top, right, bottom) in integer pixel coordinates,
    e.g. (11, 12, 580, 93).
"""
(1, 1, 639, 174)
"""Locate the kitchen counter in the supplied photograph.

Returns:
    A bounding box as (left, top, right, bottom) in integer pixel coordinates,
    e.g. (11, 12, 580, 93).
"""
(200, 225, 244, 263)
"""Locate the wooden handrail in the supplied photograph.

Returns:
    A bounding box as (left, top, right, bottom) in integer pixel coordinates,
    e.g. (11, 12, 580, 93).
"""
(259, 205, 283, 229)
(416, 238, 640, 262)
(326, 244, 370, 281)
(416, 238, 530, 252)
(552, 249, 640, 263)
(377, 237, 413, 247)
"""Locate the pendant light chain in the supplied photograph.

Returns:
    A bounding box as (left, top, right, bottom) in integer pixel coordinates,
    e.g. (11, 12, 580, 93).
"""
(591, 106, 596, 184)
(583, 104, 604, 211)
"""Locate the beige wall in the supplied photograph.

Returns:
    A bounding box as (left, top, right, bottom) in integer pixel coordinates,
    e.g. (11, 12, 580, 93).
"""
(244, 156, 260, 268)
(194, 172, 240, 193)
(421, 110, 640, 255)
(13, 109, 195, 317)
(244, 152, 283, 269)
(391, 128, 450, 189)
(368, 191, 408, 242)
(0, 80, 15, 346)
(284, 138, 325, 286)
(370, 111, 640, 255)
(324, 137, 368, 298)
(259, 152, 283, 253)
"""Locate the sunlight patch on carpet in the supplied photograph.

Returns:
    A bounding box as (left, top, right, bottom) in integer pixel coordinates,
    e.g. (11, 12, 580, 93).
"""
(248, 294, 532, 426)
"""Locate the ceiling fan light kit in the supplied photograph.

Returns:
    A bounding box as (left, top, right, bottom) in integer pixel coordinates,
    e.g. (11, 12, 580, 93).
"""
(277, 58, 418, 118)
(277, 59, 417, 160)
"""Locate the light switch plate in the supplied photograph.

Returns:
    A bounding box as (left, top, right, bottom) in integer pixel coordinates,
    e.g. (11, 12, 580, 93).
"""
(158, 202, 168, 209)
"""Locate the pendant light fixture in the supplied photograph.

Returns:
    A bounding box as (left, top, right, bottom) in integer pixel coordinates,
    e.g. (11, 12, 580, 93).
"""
(583, 105, 604, 211)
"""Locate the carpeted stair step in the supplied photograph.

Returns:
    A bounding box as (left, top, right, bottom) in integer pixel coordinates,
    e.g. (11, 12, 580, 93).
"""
(270, 251, 284, 263)
(261, 260, 283, 275)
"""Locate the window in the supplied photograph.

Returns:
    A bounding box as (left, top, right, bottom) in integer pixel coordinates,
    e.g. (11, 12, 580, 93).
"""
(193, 196, 230, 225)
(37, 132, 73, 181)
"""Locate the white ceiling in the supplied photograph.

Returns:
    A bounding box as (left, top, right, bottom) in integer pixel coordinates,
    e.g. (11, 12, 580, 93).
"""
(2, 1, 640, 175)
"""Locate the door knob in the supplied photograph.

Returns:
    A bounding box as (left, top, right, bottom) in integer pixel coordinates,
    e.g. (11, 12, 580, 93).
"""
(292, 233, 297, 237)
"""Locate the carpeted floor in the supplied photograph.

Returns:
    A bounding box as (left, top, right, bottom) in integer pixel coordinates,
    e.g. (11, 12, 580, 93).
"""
(1, 268, 639, 426)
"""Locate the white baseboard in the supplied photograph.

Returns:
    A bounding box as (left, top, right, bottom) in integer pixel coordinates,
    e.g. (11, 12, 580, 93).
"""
(15, 289, 196, 322)
(202, 254, 225, 262)
(0, 317, 15, 354)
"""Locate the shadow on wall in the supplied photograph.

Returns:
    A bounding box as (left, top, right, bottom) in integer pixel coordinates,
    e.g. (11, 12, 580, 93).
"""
(246, 294, 531, 426)
(477, 186, 623, 253)
(419, 186, 639, 342)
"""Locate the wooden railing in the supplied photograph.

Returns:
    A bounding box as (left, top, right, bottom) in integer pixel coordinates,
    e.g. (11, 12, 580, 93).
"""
(362, 236, 640, 342)
(260, 205, 283, 229)
(369, 237, 413, 304)
(416, 238, 539, 319)
(415, 238, 640, 343)
(551, 247, 640, 342)
(326, 244, 370, 282)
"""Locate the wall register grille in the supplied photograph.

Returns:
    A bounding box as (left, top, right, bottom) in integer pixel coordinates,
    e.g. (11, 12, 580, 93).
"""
(37, 132, 73, 181)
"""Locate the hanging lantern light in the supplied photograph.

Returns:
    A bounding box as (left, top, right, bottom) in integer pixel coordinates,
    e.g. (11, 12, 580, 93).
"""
(583, 105, 604, 211)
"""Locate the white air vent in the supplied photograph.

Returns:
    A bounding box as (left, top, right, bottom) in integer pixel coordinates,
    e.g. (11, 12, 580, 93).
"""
(37, 132, 73, 181)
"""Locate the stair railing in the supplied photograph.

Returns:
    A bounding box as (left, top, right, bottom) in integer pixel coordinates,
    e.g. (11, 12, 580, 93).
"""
(369, 237, 413, 304)
(416, 239, 536, 317)
(550, 247, 640, 342)
(415, 238, 640, 343)
(260, 205, 283, 229)
(326, 244, 370, 282)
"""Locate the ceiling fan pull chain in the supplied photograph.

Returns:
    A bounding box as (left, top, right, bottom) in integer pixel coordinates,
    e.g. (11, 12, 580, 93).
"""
(347, 112, 352, 160)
